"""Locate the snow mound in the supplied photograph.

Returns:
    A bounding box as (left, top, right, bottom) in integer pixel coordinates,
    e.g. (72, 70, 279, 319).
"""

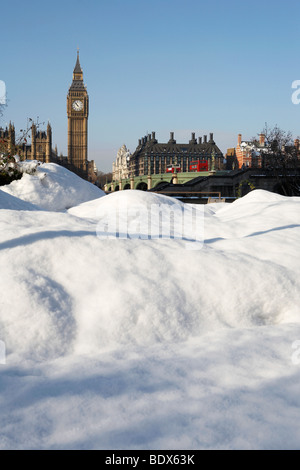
(1, 162, 105, 211)
(69, 189, 203, 243)
(68, 189, 184, 220)
(215, 189, 300, 222)
(68, 195, 107, 220)
(0, 189, 41, 211)
(0, 189, 299, 361)
(236, 189, 293, 203)
(1, 189, 300, 449)
(102, 189, 184, 206)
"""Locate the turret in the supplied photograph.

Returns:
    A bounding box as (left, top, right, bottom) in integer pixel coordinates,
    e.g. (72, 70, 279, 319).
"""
(46, 122, 52, 163)
(8, 122, 15, 153)
(31, 123, 36, 159)
(73, 49, 83, 81)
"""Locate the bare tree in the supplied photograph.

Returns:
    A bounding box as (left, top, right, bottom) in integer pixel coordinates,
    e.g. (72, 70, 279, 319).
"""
(97, 171, 112, 188)
(254, 123, 300, 195)
(0, 118, 44, 186)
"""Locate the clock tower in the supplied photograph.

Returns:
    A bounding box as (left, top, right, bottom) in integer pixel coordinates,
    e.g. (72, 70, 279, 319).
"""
(67, 50, 89, 175)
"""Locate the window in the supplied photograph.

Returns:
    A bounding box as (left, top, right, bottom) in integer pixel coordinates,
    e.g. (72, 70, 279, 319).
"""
(155, 156, 160, 174)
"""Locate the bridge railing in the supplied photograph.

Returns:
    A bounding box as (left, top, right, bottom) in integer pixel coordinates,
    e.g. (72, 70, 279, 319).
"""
(151, 191, 225, 203)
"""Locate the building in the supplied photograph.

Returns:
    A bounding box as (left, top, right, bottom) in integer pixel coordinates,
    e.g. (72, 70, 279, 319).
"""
(224, 147, 237, 170)
(67, 50, 89, 177)
(0, 122, 15, 155)
(0, 121, 58, 163)
(128, 131, 224, 177)
(87, 159, 98, 184)
(25, 122, 58, 162)
(112, 144, 131, 181)
(1, 52, 96, 182)
(234, 133, 300, 169)
(235, 133, 266, 169)
(151, 166, 300, 199)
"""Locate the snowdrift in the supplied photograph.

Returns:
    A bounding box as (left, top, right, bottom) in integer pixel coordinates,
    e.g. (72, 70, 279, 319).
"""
(1, 188, 300, 449)
(68, 189, 184, 220)
(0, 189, 41, 211)
(1, 162, 105, 211)
(0, 189, 299, 361)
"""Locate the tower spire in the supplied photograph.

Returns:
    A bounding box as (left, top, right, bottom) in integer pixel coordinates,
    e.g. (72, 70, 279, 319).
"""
(67, 50, 89, 178)
(70, 50, 85, 91)
(73, 48, 82, 75)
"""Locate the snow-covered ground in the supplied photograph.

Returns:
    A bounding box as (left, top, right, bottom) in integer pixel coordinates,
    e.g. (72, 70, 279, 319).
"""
(1, 161, 104, 211)
(0, 163, 300, 449)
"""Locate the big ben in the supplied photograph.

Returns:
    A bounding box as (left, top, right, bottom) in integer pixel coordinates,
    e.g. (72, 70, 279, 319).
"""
(67, 50, 89, 175)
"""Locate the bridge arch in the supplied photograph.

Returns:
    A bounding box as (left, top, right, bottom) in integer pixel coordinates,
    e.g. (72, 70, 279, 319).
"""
(123, 183, 131, 190)
(135, 182, 148, 191)
(153, 180, 170, 188)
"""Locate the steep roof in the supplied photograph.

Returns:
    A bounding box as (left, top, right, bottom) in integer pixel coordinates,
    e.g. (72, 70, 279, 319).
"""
(69, 51, 87, 92)
(130, 133, 223, 160)
(73, 51, 82, 74)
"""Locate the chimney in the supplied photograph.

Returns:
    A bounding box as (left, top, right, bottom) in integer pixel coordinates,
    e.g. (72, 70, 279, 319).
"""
(138, 139, 142, 146)
(189, 132, 197, 144)
(259, 133, 265, 146)
(198, 137, 202, 144)
(238, 134, 242, 145)
(169, 132, 176, 143)
(209, 133, 214, 143)
(152, 131, 156, 140)
(204, 135, 207, 143)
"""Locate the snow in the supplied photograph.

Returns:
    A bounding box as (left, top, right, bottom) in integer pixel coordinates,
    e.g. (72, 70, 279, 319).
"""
(0, 181, 300, 449)
(1, 162, 104, 211)
(0, 189, 41, 211)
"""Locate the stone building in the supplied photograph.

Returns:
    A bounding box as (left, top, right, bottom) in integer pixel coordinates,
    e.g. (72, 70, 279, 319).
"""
(0, 121, 57, 163)
(25, 122, 57, 162)
(67, 50, 89, 176)
(112, 144, 131, 181)
(0, 122, 15, 155)
(129, 131, 224, 177)
(87, 159, 98, 184)
(1, 52, 97, 183)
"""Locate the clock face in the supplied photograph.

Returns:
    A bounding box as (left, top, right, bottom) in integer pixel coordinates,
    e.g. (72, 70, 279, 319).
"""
(72, 100, 84, 111)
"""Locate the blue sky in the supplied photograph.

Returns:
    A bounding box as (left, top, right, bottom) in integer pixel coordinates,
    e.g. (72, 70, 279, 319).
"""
(1, 0, 300, 172)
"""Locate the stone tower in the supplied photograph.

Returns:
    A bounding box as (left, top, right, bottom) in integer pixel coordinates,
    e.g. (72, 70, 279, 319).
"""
(31, 122, 52, 162)
(67, 50, 89, 175)
(8, 122, 15, 154)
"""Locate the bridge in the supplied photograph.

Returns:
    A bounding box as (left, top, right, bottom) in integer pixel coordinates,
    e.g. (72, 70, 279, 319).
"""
(104, 170, 220, 192)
